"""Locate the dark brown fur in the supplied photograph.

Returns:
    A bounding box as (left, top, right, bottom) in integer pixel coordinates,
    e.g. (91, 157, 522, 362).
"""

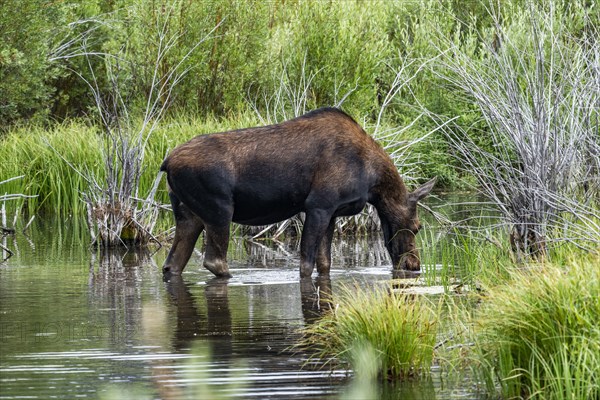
(161, 108, 435, 277)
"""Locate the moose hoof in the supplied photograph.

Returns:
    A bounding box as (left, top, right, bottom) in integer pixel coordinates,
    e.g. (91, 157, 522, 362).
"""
(163, 265, 182, 275)
(204, 260, 231, 278)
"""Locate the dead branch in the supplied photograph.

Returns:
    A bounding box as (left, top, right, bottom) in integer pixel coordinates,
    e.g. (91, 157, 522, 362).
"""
(50, 3, 222, 247)
(428, 0, 600, 256)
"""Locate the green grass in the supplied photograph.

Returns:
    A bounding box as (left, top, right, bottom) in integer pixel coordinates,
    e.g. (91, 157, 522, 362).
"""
(0, 122, 103, 216)
(298, 282, 440, 380)
(417, 224, 514, 289)
(469, 254, 600, 399)
(296, 232, 598, 399)
(0, 114, 261, 216)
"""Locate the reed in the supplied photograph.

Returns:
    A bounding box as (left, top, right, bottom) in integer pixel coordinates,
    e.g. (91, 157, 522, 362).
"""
(416, 221, 515, 292)
(298, 283, 439, 380)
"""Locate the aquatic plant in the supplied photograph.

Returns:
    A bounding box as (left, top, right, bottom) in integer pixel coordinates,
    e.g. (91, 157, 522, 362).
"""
(299, 283, 439, 380)
(471, 256, 600, 399)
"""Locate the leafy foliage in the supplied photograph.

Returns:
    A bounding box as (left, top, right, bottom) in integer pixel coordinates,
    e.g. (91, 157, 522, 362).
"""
(0, 0, 66, 126)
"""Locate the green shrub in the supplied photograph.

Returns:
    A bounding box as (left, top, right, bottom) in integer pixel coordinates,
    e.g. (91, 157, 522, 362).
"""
(0, 0, 67, 127)
(126, 0, 274, 116)
(267, 0, 394, 118)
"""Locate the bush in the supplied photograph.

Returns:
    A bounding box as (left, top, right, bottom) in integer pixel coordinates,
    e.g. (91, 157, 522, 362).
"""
(125, 0, 274, 116)
(265, 0, 394, 118)
(0, 0, 67, 127)
(431, 0, 600, 255)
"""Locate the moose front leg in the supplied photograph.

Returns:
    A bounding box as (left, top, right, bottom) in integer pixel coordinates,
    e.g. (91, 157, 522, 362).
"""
(163, 194, 204, 275)
(300, 209, 333, 277)
(203, 224, 232, 278)
(316, 218, 336, 275)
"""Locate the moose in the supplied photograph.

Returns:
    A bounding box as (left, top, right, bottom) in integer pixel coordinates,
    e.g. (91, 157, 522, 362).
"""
(161, 108, 435, 278)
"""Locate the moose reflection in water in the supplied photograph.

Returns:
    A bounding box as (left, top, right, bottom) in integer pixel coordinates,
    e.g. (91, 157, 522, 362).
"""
(87, 246, 343, 398)
(161, 108, 435, 278)
(300, 276, 334, 325)
(163, 275, 331, 345)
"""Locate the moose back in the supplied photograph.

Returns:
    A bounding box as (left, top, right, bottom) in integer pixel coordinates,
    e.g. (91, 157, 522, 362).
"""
(161, 108, 435, 277)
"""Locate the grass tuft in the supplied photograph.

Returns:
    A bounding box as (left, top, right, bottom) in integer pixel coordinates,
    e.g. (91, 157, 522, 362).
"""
(298, 283, 439, 381)
(471, 255, 600, 399)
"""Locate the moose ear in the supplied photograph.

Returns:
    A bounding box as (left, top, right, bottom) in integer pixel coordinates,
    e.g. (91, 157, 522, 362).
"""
(409, 177, 437, 204)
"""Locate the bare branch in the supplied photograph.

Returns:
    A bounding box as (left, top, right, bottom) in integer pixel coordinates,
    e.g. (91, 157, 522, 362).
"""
(48, 2, 219, 247)
(428, 0, 600, 256)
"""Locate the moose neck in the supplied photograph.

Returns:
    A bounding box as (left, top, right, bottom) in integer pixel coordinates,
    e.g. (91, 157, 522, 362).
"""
(369, 165, 411, 241)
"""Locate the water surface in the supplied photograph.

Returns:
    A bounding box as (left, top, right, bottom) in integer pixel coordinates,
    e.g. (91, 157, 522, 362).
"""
(1, 213, 481, 399)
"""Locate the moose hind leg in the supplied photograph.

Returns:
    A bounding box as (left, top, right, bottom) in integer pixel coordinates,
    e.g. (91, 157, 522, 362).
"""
(163, 195, 205, 275)
(203, 224, 232, 278)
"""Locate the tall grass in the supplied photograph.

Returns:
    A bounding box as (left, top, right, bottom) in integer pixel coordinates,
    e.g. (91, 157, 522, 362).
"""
(0, 115, 261, 217)
(298, 283, 439, 380)
(416, 218, 516, 290)
(0, 122, 103, 216)
(470, 255, 600, 399)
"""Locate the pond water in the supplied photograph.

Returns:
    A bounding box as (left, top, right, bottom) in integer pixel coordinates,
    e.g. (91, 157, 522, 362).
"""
(0, 202, 485, 399)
